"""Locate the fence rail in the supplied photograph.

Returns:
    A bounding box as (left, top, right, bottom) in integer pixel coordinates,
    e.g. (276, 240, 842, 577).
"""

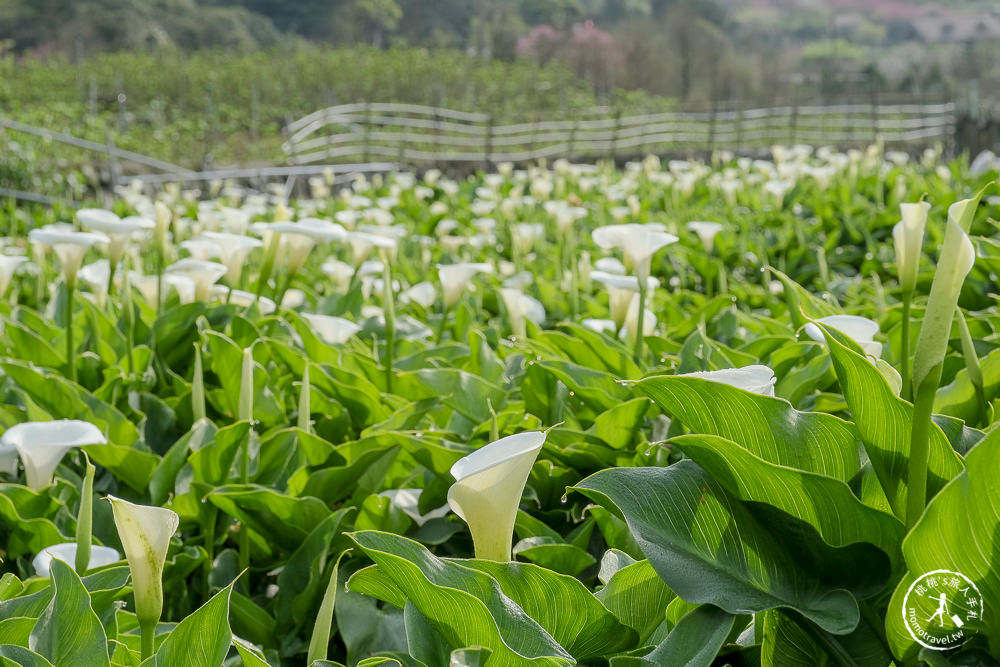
(283, 102, 957, 167)
(0, 118, 192, 175)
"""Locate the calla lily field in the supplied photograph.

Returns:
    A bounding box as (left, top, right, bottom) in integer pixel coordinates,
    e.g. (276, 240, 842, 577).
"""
(1, 144, 1000, 666)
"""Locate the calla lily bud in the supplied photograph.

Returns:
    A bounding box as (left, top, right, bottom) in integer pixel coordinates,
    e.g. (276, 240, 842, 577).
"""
(804, 315, 883, 359)
(893, 202, 930, 294)
(107, 496, 178, 647)
(0, 420, 107, 490)
(680, 364, 777, 396)
(912, 193, 981, 390)
(448, 431, 546, 561)
(438, 262, 493, 310)
(239, 346, 254, 422)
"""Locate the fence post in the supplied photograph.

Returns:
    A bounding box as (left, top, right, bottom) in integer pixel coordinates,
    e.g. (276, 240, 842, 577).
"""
(870, 82, 880, 145)
(484, 114, 494, 171)
(115, 70, 127, 134)
(362, 102, 371, 164)
(790, 99, 799, 146)
(433, 107, 441, 165)
(611, 108, 622, 164)
(105, 131, 120, 201)
(567, 119, 577, 161)
(707, 104, 717, 154)
(736, 107, 745, 153)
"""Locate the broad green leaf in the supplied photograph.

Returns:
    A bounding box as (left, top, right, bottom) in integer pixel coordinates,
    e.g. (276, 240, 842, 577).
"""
(232, 636, 272, 667)
(277, 511, 352, 629)
(885, 426, 1000, 662)
(511, 538, 596, 578)
(347, 531, 575, 666)
(823, 325, 964, 518)
(636, 374, 860, 480)
(595, 558, 674, 642)
(29, 559, 110, 667)
(149, 419, 217, 505)
(935, 347, 1000, 424)
(207, 485, 332, 551)
(571, 463, 862, 634)
(0, 567, 131, 622)
(671, 433, 904, 578)
(0, 618, 35, 647)
(458, 559, 637, 659)
(641, 604, 735, 667)
(0, 646, 56, 667)
(152, 580, 234, 667)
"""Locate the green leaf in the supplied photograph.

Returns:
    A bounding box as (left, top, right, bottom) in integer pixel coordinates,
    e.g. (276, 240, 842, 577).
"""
(511, 538, 596, 578)
(636, 374, 860, 481)
(152, 580, 234, 667)
(347, 531, 575, 666)
(29, 559, 110, 667)
(823, 325, 964, 518)
(670, 433, 904, 579)
(457, 558, 637, 659)
(0, 646, 56, 667)
(595, 558, 674, 642)
(206, 485, 332, 552)
(642, 604, 735, 667)
(885, 427, 1000, 662)
(571, 464, 862, 635)
(277, 511, 352, 629)
(306, 550, 351, 664)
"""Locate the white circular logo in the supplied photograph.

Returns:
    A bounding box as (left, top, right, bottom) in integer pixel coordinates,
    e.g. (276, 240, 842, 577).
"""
(902, 570, 984, 650)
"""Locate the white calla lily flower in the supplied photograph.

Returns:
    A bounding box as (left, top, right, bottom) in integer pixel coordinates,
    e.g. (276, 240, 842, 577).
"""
(32, 542, 120, 578)
(499, 288, 546, 338)
(78, 260, 111, 309)
(679, 365, 777, 396)
(0, 255, 28, 296)
(165, 258, 227, 301)
(686, 221, 724, 252)
(581, 318, 618, 335)
(591, 270, 659, 329)
(399, 281, 437, 308)
(107, 496, 179, 654)
(303, 313, 362, 344)
(29, 226, 110, 288)
(193, 233, 261, 288)
(448, 431, 546, 561)
(592, 223, 678, 282)
(893, 202, 931, 294)
(77, 209, 154, 271)
(0, 420, 107, 490)
(804, 315, 883, 358)
(620, 293, 657, 343)
(438, 262, 493, 309)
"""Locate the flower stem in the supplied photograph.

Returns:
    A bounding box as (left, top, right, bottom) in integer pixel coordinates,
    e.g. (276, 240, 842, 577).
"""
(435, 306, 449, 344)
(381, 252, 396, 394)
(900, 293, 912, 402)
(66, 281, 76, 383)
(140, 618, 156, 661)
(633, 279, 647, 362)
(74, 454, 95, 574)
(906, 374, 938, 529)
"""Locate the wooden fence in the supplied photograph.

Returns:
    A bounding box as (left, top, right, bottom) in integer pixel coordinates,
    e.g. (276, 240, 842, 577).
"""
(283, 102, 957, 167)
